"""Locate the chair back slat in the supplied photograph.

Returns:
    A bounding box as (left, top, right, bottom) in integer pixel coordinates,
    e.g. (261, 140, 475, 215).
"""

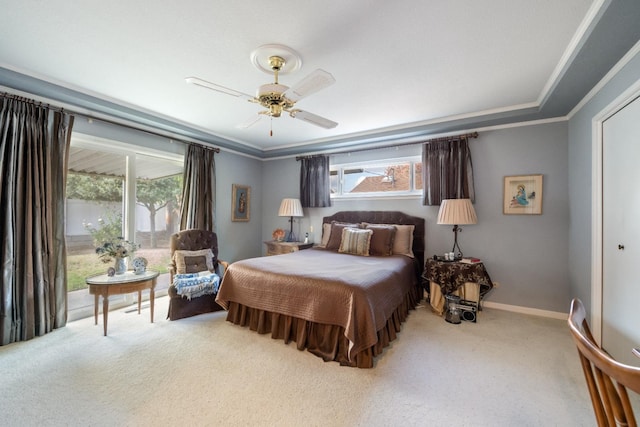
(568, 298, 640, 427)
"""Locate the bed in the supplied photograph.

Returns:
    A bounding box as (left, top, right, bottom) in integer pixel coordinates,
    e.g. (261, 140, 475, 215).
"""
(215, 211, 425, 368)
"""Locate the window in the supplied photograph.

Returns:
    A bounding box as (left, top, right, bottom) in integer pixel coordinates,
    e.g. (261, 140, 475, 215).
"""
(65, 135, 183, 320)
(330, 157, 422, 198)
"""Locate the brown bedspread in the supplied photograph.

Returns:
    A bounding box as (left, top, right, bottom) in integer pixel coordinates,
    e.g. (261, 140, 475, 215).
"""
(215, 248, 417, 360)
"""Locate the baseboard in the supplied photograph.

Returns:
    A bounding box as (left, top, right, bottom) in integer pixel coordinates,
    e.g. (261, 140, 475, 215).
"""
(483, 301, 567, 320)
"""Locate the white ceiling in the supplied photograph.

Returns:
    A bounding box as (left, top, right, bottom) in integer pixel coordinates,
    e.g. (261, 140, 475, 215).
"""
(1, 0, 638, 158)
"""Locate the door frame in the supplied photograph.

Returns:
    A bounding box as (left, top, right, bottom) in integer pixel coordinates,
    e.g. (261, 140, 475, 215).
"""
(591, 79, 640, 344)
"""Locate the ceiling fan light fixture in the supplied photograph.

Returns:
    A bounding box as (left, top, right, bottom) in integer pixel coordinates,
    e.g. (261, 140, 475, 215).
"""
(257, 83, 289, 99)
(269, 104, 283, 117)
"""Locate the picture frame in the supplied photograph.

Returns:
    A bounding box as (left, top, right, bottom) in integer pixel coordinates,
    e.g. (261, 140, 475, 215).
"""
(503, 174, 543, 215)
(231, 184, 251, 222)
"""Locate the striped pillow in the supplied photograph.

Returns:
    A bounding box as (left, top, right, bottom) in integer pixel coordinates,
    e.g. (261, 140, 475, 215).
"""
(338, 228, 373, 256)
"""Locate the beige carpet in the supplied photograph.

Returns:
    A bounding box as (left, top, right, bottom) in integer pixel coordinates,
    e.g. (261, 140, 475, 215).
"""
(0, 296, 596, 426)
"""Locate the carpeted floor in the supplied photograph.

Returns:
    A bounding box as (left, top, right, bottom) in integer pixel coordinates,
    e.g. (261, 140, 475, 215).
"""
(0, 296, 597, 426)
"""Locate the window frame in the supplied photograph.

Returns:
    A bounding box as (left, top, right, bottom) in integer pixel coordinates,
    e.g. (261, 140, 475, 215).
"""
(330, 156, 422, 200)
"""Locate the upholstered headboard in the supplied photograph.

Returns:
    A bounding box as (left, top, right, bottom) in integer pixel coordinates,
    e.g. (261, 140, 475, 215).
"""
(322, 211, 425, 276)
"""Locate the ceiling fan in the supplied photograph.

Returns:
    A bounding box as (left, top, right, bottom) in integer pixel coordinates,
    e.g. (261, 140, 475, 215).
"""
(186, 46, 338, 134)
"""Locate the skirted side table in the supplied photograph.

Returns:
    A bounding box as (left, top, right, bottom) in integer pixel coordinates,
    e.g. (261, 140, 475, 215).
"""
(422, 258, 493, 315)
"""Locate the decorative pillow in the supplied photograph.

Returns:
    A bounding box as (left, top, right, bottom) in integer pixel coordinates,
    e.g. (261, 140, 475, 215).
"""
(338, 228, 373, 256)
(325, 221, 360, 251)
(173, 249, 214, 274)
(364, 224, 397, 256)
(317, 223, 333, 248)
(362, 223, 415, 258)
(391, 224, 415, 258)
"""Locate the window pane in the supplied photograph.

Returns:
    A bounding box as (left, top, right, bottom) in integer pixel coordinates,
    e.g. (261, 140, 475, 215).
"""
(134, 154, 183, 277)
(66, 143, 184, 320)
(66, 146, 126, 313)
(414, 162, 423, 190)
(345, 163, 410, 194)
(330, 170, 339, 194)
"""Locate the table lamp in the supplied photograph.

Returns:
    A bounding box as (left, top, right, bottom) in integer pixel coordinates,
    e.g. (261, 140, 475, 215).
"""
(437, 198, 477, 259)
(278, 198, 304, 242)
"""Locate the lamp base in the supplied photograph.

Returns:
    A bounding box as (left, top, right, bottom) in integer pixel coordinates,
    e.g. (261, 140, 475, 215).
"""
(286, 216, 297, 242)
(451, 225, 463, 259)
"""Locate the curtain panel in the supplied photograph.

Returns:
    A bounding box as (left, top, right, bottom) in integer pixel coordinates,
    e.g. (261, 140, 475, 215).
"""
(299, 155, 331, 208)
(180, 144, 216, 231)
(0, 96, 74, 345)
(422, 137, 475, 206)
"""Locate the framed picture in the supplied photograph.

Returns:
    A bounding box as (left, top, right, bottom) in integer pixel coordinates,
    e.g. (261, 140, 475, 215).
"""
(231, 184, 250, 222)
(503, 174, 543, 215)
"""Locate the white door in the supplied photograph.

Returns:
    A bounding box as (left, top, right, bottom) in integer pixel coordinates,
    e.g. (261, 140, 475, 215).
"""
(602, 94, 640, 367)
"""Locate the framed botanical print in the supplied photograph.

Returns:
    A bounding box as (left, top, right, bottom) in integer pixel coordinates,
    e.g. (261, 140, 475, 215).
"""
(231, 184, 250, 222)
(503, 174, 543, 215)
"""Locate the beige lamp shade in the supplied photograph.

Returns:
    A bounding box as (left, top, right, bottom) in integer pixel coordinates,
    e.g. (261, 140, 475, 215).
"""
(437, 199, 477, 225)
(278, 198, 304, 217)
(437, 199, 477, 258)
(278, 198, 303, 242)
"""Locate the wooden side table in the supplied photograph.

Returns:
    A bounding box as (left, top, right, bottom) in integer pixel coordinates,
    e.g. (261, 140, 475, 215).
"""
(264, 240, 313, 256)
(86, 270, 159, 336)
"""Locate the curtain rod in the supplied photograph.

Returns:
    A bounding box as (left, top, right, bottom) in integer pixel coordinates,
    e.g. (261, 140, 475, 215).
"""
(1, 91, 221, 153)
(296, 132, 478, 160)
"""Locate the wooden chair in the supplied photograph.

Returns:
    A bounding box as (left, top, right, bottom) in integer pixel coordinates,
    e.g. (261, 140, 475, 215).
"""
(568, 298, 640, 426)
(167, 229, 228, 320)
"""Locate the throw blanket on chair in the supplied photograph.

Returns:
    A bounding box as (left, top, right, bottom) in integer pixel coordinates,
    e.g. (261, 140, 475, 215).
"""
(173, 272, 221, 300)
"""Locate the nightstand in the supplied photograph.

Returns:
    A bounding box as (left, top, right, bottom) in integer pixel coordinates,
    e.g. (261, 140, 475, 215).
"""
(422, 258, 493, 316)
(264, 241, 313, 256)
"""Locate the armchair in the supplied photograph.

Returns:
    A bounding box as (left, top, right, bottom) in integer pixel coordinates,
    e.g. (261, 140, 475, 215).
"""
(167, 229, 228, 320)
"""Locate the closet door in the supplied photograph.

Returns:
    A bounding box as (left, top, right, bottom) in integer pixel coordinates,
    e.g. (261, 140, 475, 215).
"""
(602, 94, 640, 367)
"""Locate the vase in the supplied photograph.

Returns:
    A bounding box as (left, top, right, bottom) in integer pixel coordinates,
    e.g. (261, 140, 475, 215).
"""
(114, 257, 127, 275)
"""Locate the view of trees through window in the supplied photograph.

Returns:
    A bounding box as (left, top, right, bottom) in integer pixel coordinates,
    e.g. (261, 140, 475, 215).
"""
(66, 173, 182, 288)
(65, 142, 183, 317)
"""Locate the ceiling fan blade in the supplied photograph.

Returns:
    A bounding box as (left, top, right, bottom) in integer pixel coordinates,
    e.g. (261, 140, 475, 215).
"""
(289, 110, 338, 129)
(185, 77, 254, 100)
(283, 69, 336, 102)
(236, 114, 264, 129)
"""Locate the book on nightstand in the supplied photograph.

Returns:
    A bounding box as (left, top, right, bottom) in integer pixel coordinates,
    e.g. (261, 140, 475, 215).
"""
(460, 257, 482, 264)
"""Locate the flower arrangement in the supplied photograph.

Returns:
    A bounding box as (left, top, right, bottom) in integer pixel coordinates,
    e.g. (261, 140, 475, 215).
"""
(95, 237, 139, 263)
(272, 228, 285, 241)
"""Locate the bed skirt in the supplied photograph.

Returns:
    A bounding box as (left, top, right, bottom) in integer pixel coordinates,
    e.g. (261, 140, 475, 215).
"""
(224, 285, 420, 368)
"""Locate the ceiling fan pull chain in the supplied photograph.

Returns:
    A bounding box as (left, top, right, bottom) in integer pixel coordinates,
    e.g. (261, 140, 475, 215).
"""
(270, 116, 273, 137)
